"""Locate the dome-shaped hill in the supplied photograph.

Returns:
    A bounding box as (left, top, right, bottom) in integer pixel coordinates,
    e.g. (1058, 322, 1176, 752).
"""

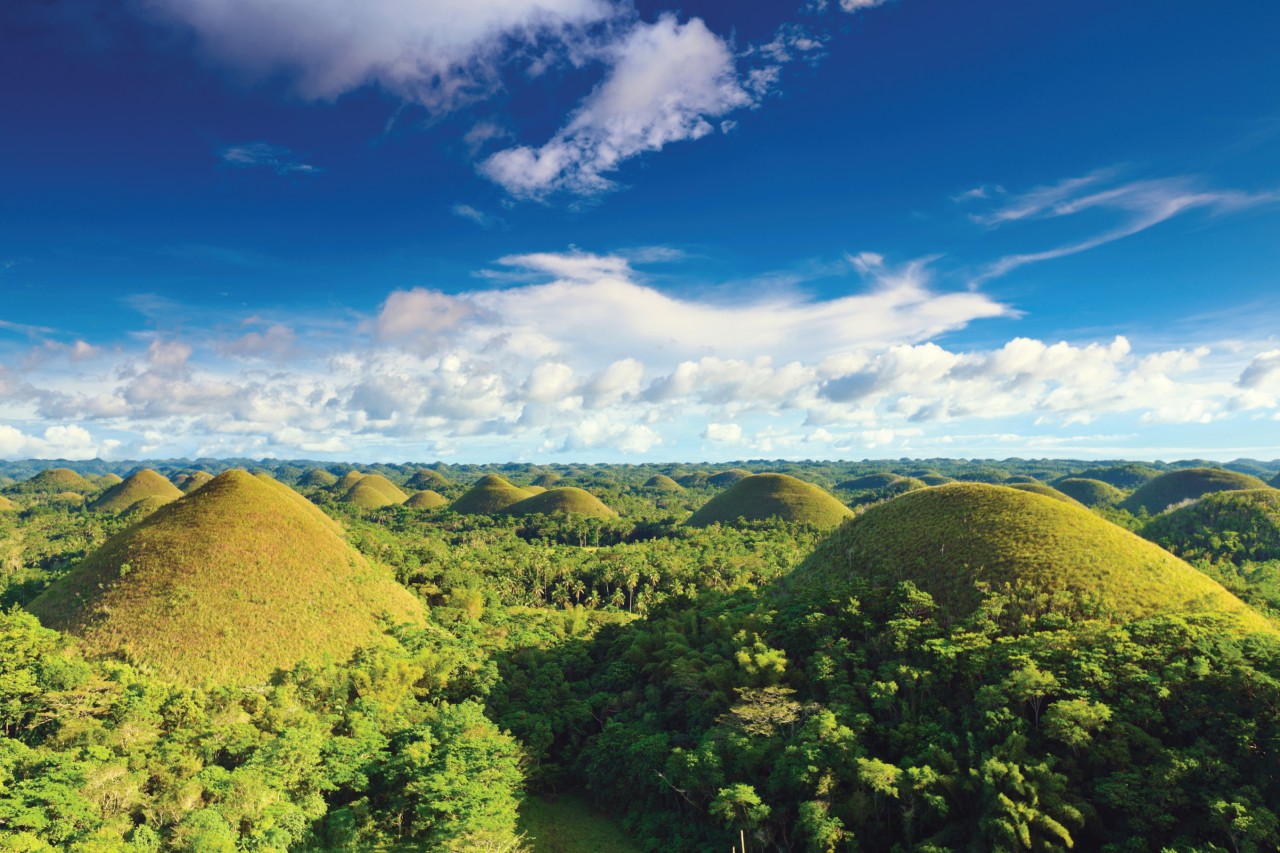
(918, 474, 955, 486)
(404, 490, 448, 510)
(1054, 478, 1125, 507)
(17, 468, 94, 494)
(836, 473, 901, 491)
(178, 471, 215, 494)
(1007, 481, 1085, 507)
(406, 468, 450, 490)
(1141, 489, 1280, 565)
(340, 474, 407, 509)
(524, 485, 548, 495)
(51, 491, 86, 506)
(785, 483, 1273, 633)
(1071, 463, 1161, 489)
(451, 475, 532, 515)
(90, 469, 183, 513)
(1122, 468, 1270, 515)
(122, 495, 171, 519)
(1003, 475, 1040, 484)
(505, 487, 618, 519)
(708, 468, 752, 488)
(27, 470, 423, 684)
(299, 468, 339, 488)
(644, 474, 684, 491)
(96, 473, 123, 488)
(532, 472, 562, 488)
(332, 470, 367, 493)
(677, 472, 711, 488)
(687, 474, 853, 529)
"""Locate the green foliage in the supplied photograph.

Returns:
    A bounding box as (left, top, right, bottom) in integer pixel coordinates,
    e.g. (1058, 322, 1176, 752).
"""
(1006, 481, 1084, 507)
(1053, 478, 1126, 507)
(504, 488, 617, 520)
(1142, 489, 1280, 565)
(1123, 468, 1271, 516)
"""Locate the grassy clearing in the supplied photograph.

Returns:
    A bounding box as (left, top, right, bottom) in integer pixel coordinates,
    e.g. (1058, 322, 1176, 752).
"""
(687, 473, 853, 529)
(28, 469, 423, 684)
(518, 794, 641, 853)
(787, 483, 1276, 633)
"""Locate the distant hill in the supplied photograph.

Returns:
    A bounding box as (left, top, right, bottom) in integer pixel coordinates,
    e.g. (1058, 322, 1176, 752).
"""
(785, 483, 1274, 633)
(299, 468, 339, 488)
(1066, 463, 1161, 489)
(918, 474, 955, 486)
(708, 468, 752, 488)
(643, 474, 683, 491)
(504, 487, 617, 519)
(532, 472, 563, 488)
(177, 471, 214, 494)
(96, 473, 124, 488)
(1054, 477, 1126, 507)
(332, 470, 367, 493)
(90, 469, 183, 513)
(836, 473, 901, 491)
(27, 469, 423, 684)
(1142, 489, 1280, 565)
(341, 474, 408, 509)
(686, 473, 853, 529)
(9, 468, 95, 495)
(1122, 468, 1270, 515)
(404, 490, 448, 509)
(406, 468, 450, 490)
(1007, 481, 1085, 507)
(677, 472, 711, 488)
(451, 475, 533, 515)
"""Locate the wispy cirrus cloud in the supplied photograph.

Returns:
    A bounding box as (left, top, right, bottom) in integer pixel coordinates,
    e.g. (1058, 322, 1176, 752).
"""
(220, 142, 320, 175)
(969, 170, 1280, 282)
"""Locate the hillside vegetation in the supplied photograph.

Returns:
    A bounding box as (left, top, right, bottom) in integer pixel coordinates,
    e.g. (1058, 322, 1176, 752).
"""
(89, 469, 183, 513)
(1122, 467, 1270, 515)
(1142, 488, 1280, 564)
(27, 469, 423, 683)
(451, 475, 533, 514)
(687, 473, 853, 529)
(505, 487, 618, 519)
(1054, 477, 1126, 506)
(405, 489, 448, 509)
(786, 483, 1274, 632)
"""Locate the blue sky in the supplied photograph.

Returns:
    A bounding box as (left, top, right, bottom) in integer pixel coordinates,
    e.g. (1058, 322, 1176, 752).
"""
(1, 0, 1278, 462)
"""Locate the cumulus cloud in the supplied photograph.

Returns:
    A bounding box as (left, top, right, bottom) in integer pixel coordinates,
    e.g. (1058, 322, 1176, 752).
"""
(0, 424, 115, 460)
(480, 15, 752, 197)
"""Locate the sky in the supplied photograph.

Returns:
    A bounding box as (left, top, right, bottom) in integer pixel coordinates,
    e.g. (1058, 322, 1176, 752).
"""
(1, 0, 1279, 464)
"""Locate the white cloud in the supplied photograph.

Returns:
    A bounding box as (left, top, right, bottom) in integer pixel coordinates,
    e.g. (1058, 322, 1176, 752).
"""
(220, 142, 319, 175)
(0, 424, 112, 461)
(452, 204, 501, 228)
(480, 14, 752, 197)
(1239, 349, 1280, 391)
(839, 0, 889, 10)
(703, 422, 743, 442)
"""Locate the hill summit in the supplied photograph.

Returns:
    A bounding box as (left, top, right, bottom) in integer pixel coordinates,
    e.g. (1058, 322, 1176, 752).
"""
(27, 469, 424, 684)
(686, 473, 853, 529)
(786, 483, 1273, 633)
(451, 475, 533, 515)
(1122, 467, 1270, 515)
(90, 469, 182, 513)
(505, 487, 617, 519)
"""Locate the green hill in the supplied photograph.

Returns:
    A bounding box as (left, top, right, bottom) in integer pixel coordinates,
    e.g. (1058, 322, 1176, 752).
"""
(1007, 481, 1085, 507)
(505, 487, 618, 519)
(332, 470, 367, 493)
(708, 468, 752, 488)
(1141, 489, 1280, 565)
(1003, 475, 1040, 484)
(525, 485, 548, 495)
(404, 490, 448, 509)
(451, 475, 533, 515)
(1054, 477, 1126, 507)
(27, 469, 423, 684)
(12, 468, 94, 495)
(406, 468, 450, 490)
(0, 495, 18, 512)
(1069, 463, 1162, 489)
(122, 495, 172, 519)
(178, 471, 215, 494)
(686, 473, 853, 529)
(96, 473, 124, 488)
(340, 474, 407, 508)
(918, 474, 956, 486)
(532, 472, 563, 488)
(836, 472, 902, 490)
(644, 474, 683, 491)
(299, 468, 339, 488)
(51, 491, 85, 506)
(90, 469, 183, 513)
(1122, 467, 1270, 515)
(677, 472, 710, 488)
(785, 483, 1274, 633)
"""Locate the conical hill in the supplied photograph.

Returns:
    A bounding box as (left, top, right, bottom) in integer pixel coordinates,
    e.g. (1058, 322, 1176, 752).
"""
(406, 468, 450, 490)
(332, 470, 367, 492)
(27, 470, 423, 684)
(1007, 481, 1085, 507)
(96, 473, 124, 488)
(1122, 468, 1270, 515)
(300, 468, 339, 488)
(1054, 478, 1125, 507)
(15, 468, 94, 494)
(1141, 489, 1280, 565)
(785, 483, 1274, 633)
(178, 471, 215, 494)
(708, 468, 752, 488)
(404, 490, 448, 509)
(644, 474, 683, 491)
(341, 474, 407, 509)
(90, 469, 183, 513)
(504, 487, 617, 519)
(451, 475, 532, 515)
(686, 473, 853, 529)
(836, 473, 902, 491)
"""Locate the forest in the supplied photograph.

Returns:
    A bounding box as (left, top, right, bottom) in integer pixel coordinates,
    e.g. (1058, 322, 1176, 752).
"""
(1, 455, 1279, 852)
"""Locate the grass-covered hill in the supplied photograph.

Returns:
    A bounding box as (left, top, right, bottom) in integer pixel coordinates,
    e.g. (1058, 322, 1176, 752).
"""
(1054, 477, 1126, 507)
(451, 475, 534, 515)
(1007, 480, 1085, 506)
(836, 472, 901, 490)
(1069, 463, 1162, 489)
(707, 468, 751, 488)
(785, 483, 1274, 633)
(299, 467, 339, 488)
(504, 487, 618, 519)
(644, 474, 683, 491)
(404, 489, 448, 509)
(1122, 467, 1271, 515)
(26, 469, 423, 684)
(1141, 489, 1280, 565)
(676, 472, 710, 488)
(96, 473, 123, 488)
(532, 472, 563, 488)
(918, 473, 956, 485)
(177, 470, 214, 493)
(89, 469, 183, 513)
(406, 468, 450, 490)
(686, 473, 854, 529)
(341, 473, 408, 509)
(121, 495, 173, 519)
(333, 470, 368, 493)
(9, 467, 95, 495)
